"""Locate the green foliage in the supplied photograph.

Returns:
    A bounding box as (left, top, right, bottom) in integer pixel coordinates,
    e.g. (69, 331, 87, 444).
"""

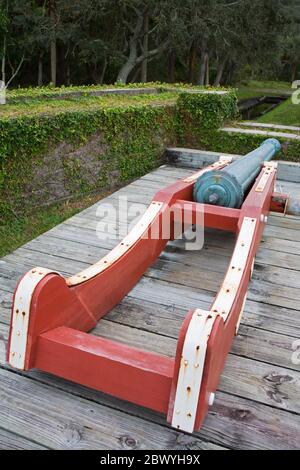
(175, 89, 238, 146)
(195, 128, 300, 162)
(0, 85, 237, 222)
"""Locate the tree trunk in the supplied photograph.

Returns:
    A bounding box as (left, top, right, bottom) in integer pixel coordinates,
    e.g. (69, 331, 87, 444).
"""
(99, 58, 108, 84)
(214, 57, 226, 86)
(38, 56, 43, 86)
(66, 63, 71, 86)
(291, 63, 297, 83)
(168, 51, 175, 82)
(117, 58, 137, 84)
(49, 1, 57, 86)
(205, 54, 210, 85)
(1, 35, 6, 84)
(198, 39, 207, 85)
(188, 43, 196, 83)
(50, 39, 56, 86)
(117, 9, 167, 84)
(141, 9, 149, 82)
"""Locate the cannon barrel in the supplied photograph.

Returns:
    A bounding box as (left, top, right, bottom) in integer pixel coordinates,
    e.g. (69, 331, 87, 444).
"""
(193, 138, 281, 208)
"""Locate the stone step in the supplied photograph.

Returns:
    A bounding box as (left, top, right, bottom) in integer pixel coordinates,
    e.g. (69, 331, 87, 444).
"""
(221, 127, 300, 141)
(240, 122, 300, 132)
(166, 147, 300, 183)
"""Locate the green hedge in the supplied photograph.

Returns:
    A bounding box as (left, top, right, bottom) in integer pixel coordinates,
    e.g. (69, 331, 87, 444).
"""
(193, 128, 300, 162)
(0, 87, 237, 222)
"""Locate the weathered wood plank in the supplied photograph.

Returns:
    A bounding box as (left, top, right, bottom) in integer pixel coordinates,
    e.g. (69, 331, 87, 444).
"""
(0, 368, 222, 450)
(1, 295, 299, 413)
(0, 332, 300, 449)
(0, 427, 47, 450)
(198, 392, 300, 450)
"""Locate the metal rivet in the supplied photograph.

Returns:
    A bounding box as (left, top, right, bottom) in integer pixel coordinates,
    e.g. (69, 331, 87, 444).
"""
(187, 386, 191, 392)
(194, 363, 199, 368)
(209, 392, 215, 406)
(187, 412, 192, 418)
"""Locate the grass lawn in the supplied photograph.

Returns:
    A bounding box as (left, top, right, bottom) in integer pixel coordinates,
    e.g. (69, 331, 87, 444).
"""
(256, 97, 300, 126)
(0, 191, 110, 258)
(236, 80, 293, 101)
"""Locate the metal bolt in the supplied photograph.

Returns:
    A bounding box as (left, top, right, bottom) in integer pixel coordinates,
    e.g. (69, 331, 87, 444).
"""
(209, 392, 215, 406)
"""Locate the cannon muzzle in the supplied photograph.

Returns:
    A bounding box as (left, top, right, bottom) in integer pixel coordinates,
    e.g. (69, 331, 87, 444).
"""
(193, 138, 281, 208)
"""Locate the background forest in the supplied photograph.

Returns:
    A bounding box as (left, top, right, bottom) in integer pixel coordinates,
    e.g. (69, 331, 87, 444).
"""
(0, 0, 300, 88)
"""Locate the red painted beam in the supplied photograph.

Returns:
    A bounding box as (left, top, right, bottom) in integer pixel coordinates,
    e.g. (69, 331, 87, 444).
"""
(35, 326, 174, 414)
(172, 200, 240, 232)
(270, 192, 289, 214)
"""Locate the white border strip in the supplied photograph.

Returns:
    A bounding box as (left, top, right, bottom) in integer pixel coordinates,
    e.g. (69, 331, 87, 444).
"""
(183, 156, 232, 183)
(255, 162, 276, 192)
(211, 217, 256, 320)
(67, 201, 163, 286)
(9, 267, 57, 370)
(171, 310, 218, 433)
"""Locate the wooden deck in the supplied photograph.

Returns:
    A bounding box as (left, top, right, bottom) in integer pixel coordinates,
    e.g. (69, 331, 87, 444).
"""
(0, 164, 300, 450)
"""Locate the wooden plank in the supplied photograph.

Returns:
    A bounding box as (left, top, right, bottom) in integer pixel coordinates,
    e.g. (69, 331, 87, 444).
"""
(1, 286, 300, 415)
(0, 328, 300, 449)
(198, 392, 300, 450)
(0, 368, 221, 450)
(267, 214, 300, 231)
(0, 428, 47, 450)
(1, 243, 299, 330)
(265, 225, 300, 242)
(1, 270, 298, 347)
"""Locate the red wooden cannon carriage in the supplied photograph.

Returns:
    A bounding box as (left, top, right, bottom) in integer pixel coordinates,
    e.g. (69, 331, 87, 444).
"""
(7, 152, 287, 433)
